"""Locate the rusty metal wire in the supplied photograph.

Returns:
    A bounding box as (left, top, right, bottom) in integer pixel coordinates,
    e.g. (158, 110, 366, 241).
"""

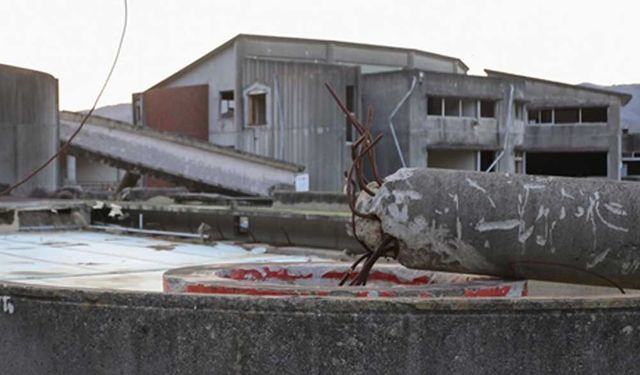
(325, 83, 398, 286)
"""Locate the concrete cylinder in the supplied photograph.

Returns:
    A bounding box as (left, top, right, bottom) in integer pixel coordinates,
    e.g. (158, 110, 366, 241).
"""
(365, 168, 640, 289)
(0, 63, 59, 195)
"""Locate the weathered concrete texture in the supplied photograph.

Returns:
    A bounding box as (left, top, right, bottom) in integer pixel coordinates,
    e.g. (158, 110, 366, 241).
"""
(0, 63, 59, 195)
(59, 111, 305, 196)
(1, 282, 640, 374)
(365, 168, 640, 289)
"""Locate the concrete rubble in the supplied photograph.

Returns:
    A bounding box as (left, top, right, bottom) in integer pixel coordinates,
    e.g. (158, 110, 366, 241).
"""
(356, 167, 640, 290)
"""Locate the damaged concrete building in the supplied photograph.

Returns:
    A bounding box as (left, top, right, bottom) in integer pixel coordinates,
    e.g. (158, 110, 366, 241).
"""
(133, 34, 632, 192)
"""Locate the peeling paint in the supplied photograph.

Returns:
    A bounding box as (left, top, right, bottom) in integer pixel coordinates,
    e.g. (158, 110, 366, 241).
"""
(475, 219, 520, 232)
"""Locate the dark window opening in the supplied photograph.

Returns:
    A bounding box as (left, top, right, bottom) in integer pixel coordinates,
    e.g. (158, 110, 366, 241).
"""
(346, 85, 355, 142)
(427, 97, 442, 115)
(248, 93, 267, 126)
(444, 98, 460, 117)
(480, 150, 496, 172)
(555, 108, 579, 124)
(540, 109, 553, 124)
(582, 107, 608, 123)
(526, 152, 607, 177)
(220, 90, 235, 118)
(627, 162, 640, 176)
(480, 100, 495, 118)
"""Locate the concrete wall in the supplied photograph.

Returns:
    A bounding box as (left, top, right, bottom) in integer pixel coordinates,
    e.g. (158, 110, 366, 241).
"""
(363, 70, 624, 179)
(1, 282, 640, 374)
(240, 35, 466, 74)
(0, 64, 59, 195)
(239, 59, 358, 191)
(165, 45, 237, 144)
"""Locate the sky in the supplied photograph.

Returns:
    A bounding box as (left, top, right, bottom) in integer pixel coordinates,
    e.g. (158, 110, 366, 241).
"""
(1, 0, 639, 111)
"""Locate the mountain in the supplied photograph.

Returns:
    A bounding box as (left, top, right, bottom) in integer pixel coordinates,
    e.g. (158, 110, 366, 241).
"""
(582, 83, 640, 133)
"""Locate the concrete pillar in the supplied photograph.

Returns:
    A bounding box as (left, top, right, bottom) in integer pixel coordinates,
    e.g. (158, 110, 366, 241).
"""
(497, 85, 515, 174)
(607, 102, 622, 180)
(66, 155, 77, 184)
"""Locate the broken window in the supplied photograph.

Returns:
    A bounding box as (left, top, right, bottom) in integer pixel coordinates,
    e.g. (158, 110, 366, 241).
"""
(581, 107, 608, 123)
(427, 97, 442, 116)
(220, 90, 235, 118)
(514, 151, 524, 174)
(462, 99, 478, 118)
(479, 150, 496, 172)
(480, 100, 495, 118)
(247, 92, 267, 126)
(554, 107, 579, 124)
(444, 98, 460, 117)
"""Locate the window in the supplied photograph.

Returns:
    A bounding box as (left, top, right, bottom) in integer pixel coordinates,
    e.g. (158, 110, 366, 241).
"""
(220, 90, 234, 118)
(248, 92, 267, 126)
(555, 108, 579, 124)
(513, 102, 524, 120)
(539, 109, 553, 124)
(581, 107, 608, 123)
(461, 99, 477, 118)
(444, 98, 460, 117)
(480, 100, 496, 118)
(427, 97, 443, 115)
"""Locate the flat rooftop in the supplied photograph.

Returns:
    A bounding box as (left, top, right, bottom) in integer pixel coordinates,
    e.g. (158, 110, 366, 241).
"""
(0, 231, 316, 291)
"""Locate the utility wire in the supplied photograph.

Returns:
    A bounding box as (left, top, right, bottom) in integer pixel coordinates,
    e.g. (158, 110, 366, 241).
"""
(1, 0, 128, 197)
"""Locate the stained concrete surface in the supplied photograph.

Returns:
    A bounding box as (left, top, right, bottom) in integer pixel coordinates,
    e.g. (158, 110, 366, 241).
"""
(0, 231, 316, 291)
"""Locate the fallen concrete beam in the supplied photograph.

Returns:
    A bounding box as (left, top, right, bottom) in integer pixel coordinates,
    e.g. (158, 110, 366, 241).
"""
(356, 168, 640, 290)
(59, 111, 306, 196)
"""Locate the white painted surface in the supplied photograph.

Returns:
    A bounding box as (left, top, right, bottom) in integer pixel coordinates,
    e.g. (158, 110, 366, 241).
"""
(0, 231, 315, 292)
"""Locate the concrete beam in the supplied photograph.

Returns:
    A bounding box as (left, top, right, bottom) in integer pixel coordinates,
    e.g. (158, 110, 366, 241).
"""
(60, 111, 305, 196)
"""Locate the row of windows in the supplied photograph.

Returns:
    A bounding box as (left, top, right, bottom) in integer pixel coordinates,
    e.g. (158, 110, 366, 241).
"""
(218, 90, 608, 128)
(427, 97, 497, 119)
(527, 107, 607, 124)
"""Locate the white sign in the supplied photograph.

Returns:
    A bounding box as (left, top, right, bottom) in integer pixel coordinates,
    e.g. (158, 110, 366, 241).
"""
(295, 174, 310, 192)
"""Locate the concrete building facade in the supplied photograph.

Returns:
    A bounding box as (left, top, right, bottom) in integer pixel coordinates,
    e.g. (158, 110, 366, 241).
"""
(135, 34, 631, 191)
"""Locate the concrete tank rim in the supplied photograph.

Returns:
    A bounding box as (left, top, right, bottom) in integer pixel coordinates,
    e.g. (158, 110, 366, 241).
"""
(0, 62, 57, 81)
(0, 280, 636, 313)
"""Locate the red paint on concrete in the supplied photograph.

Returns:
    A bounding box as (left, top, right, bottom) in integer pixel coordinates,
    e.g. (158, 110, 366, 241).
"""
(186, 284, 294, 297)
(463, 285, 512, 297)
(226, 267, 313, 282)
(321, 270, 430, 285)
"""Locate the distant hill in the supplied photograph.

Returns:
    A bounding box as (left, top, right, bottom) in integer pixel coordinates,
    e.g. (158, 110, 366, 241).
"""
(581, 83, 640, 132)
(83, 103, 133, 124)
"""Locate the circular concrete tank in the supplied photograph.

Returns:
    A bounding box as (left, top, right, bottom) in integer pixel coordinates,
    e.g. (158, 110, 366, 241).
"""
(0, 63, 59, 195)
(1, 278, 639, 374)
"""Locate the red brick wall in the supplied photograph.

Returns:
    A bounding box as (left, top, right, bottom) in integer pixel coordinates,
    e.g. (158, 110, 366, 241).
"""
(142, 84, 209, 187)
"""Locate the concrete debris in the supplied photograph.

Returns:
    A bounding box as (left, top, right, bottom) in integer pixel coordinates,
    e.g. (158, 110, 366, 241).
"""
(355, 167, 640, 290)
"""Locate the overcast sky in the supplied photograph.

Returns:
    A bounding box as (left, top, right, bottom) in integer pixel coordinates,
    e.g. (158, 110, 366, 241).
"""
(1, 0, 638, 110)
